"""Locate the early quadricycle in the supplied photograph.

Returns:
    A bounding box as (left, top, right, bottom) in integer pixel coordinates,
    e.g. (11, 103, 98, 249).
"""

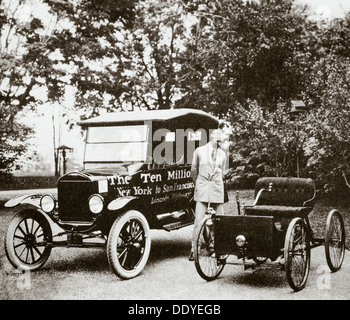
(4, 108, 219, 279)
(193, 177, 346, 291)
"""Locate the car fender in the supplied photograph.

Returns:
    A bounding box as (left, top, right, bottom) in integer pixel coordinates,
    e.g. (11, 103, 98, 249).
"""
(4, 194, 49, 209)
(107, 196, 138, 211)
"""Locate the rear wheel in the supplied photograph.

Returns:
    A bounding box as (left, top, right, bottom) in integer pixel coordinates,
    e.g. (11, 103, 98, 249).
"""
(107, 210, 151, 279)
(5, 210, 52, 271)
(284, 218, 310, 292)
(194, 217, 225, 281)
(325, 210, 345, 272)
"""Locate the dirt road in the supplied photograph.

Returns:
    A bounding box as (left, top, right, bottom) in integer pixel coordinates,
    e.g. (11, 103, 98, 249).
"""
(1, 207, 349, 300)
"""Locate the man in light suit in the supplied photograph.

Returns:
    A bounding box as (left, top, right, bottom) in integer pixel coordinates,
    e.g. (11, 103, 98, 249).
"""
(189, 129, 227, 261)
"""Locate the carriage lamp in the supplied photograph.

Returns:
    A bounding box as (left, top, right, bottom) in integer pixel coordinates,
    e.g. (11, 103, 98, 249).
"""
(88, 195, 104, 214)
(236, 235, 246, 247)
(40, 195, 55, 213)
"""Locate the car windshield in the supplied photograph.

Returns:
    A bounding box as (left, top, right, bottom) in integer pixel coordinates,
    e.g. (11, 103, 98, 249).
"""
(84, 125, 149, 163)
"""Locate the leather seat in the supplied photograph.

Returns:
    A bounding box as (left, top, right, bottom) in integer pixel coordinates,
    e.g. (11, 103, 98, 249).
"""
(244, 177, 316, 219)
(244, 205, 313, 218)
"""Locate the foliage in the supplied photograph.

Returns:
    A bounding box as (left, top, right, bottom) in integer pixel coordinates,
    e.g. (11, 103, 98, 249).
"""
(225, 100, 308, 188)
(0, 102, 33, 174)
(176, 0, 315, 115)
(119, 0, 200, 110)
(302, 56, 350, 194)
(2, 0, 350, 195)
(0, 1, 48, 173)
(0, 0, 137, 172)
(176, 0, 350, 194)
(41, 0, 138, 119)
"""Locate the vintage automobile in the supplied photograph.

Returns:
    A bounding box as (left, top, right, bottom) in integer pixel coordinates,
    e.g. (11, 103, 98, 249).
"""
(4, 108, 219, 279)
(193, 177, 346, 291)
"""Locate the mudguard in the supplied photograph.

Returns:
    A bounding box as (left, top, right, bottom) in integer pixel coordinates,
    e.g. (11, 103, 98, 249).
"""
(4, 194, 53, 209)
(107, 196, 137, 211)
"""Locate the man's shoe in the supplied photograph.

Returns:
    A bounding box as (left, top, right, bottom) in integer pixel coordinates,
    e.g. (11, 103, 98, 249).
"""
(188, 252, 194, 261)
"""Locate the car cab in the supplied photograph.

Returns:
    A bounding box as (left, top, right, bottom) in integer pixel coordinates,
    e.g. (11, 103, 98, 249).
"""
(5, 108, 219, 279)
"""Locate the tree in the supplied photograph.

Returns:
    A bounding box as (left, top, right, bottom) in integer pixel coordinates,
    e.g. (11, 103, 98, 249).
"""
(120, 0, 198, 110)
(0, 0, 137, 173)
(302, 54, 350, 193)
(176, 0, 315, 115)
(225, 100, 308, 187)
(0, 101, 33, 174)
(0, 1, 51, 173)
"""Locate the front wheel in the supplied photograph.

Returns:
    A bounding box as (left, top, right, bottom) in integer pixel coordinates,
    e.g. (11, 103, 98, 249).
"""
(284, 218, 310, 292)
(194, 217, 225, 281)
(107, 210, 151, 279)
(5, 210, 52, 271)
(325, 210, 345, 272)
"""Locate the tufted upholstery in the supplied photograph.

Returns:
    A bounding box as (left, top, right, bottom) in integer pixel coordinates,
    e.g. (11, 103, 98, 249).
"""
(244, 177, 316, 218)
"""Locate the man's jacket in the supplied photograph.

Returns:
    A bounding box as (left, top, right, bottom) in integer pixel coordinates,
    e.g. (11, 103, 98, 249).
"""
(191, 142, 226, 204)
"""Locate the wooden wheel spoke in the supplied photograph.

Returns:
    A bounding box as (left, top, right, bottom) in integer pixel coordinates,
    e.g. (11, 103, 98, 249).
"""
(18, 246, 27, 258)
(285, 218, 310, 291)
(14, 242, 26, 249)
(30, 247, 35, 263)
(33, 245, 42, 257)
(17, 225, 27, 237)
(132, 230, 144, 242)
(325, 211, 345, 272)
(121, 250, 128, 267)
(25, 248, 30, 263)
(24, 219, 30, 234)
(30, 219, 35, 234)
(33, 224, 41, 236)
(6, 213, 52, 269)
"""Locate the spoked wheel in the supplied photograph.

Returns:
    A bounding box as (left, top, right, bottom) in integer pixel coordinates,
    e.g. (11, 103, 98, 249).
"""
(325, 210, 345, 272)
(194, 217, 225, 281)
(284, 218, 310, 292)
(107, 210, 151, 279)
(5, 210, 52, 271)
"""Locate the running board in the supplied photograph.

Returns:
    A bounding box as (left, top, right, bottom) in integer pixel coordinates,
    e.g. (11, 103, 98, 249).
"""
(48, 241, 106, 248)
(162, 221, 193, 231)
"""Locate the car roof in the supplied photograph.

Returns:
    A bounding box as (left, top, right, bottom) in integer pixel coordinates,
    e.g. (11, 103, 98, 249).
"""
(79, 108, 219, 127)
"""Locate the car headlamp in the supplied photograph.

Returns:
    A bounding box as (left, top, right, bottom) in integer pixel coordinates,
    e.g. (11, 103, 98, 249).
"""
(40, 194, 55, 213)
(88, 194, 104, 214)
(236, 235, 246, 247)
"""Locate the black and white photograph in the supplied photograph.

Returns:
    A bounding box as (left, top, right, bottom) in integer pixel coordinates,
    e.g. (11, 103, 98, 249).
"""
(1, 0, 350, 303)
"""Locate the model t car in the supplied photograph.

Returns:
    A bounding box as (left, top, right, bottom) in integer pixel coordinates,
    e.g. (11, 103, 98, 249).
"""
(194, 177, 346, 291)
(4, 108, 219, 279)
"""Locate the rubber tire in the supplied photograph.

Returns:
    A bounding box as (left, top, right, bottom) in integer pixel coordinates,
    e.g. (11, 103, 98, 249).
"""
(194, 217, 225, 281)
(107, 210, 151, 279)
(325, 209, 345, 272)
(5, 210, 52, 271)
(284, 217, 310, 292)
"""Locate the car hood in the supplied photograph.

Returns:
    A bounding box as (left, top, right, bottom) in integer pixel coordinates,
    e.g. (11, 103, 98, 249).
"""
(60, 163, 144, 182)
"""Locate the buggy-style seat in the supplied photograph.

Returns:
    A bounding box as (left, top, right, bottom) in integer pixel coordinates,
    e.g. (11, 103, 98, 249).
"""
(244, 177, 316, 219)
